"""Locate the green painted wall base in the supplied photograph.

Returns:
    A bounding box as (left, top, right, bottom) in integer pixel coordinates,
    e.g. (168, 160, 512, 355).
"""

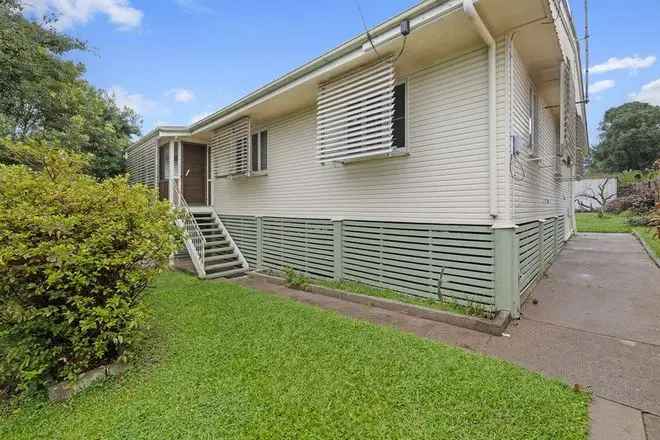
(494, 226, 521, 318)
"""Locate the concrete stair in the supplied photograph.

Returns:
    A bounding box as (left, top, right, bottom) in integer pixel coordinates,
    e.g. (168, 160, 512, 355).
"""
(192, 211, 248, 279)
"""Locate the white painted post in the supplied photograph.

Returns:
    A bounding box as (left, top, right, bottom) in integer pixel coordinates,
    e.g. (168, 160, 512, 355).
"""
(168, 140, 175, 203)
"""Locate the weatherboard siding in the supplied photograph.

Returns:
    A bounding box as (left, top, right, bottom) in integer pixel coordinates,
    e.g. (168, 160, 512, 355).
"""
(213, 47, 502, 225)
(511, 45, 563, 224)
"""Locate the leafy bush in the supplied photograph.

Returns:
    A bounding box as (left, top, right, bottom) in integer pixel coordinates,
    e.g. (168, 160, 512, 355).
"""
(607, 193, 656, 215)
(283, 267, 309, 290)
(627, 215, 651, 227)
(0, 145, 182, 397)
(617, 169, 659, 188)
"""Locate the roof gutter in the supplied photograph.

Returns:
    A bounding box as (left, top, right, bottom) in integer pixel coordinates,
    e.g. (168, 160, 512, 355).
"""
(190, 0, 457, 135)
(463, 0, 498, 219)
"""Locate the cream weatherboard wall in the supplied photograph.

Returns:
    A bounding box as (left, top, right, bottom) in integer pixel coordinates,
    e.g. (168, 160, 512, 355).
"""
(214, 47, 506, 225)
(510, 44, 566, 225)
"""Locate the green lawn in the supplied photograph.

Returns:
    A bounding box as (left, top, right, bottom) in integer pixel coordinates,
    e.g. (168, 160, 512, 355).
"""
(576, 212, 660, 258)
(1, 271, 589, 439)
(634, 226, 660, 258)
(576, 212, 632, 232)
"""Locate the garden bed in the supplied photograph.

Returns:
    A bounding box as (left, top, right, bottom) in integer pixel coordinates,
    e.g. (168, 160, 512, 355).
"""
(0, 272, 589, 439)
(249, 272, 510, 336)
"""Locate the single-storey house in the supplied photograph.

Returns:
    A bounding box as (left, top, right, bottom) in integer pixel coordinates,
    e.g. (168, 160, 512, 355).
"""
(126, 0, 588, 318)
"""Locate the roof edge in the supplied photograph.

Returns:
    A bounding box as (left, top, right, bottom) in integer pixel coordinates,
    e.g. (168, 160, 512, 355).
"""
(129, 0, 449, 149)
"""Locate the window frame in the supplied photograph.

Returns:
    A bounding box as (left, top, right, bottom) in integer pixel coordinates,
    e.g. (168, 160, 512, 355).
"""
(528, 83, 539, 154)
(249, 129, 268, 175)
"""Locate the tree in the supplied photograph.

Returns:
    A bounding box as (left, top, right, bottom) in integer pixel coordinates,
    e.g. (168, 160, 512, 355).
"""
(576, 176, 616, 217)
(0, 0, 141, 179)
(591, 102, 660, 173)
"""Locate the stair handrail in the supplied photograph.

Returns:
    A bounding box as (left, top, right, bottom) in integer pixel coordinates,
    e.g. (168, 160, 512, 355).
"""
(172, 184, 206, 275)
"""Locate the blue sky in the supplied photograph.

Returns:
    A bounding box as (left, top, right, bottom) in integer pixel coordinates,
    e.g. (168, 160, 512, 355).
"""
(22, 0, 660, 145)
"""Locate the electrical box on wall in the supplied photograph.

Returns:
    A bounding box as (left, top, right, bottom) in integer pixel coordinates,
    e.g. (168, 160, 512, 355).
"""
(511, 134, 523, 156)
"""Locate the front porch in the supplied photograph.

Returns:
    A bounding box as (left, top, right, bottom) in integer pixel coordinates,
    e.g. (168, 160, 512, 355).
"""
(158, 139, 212, 207)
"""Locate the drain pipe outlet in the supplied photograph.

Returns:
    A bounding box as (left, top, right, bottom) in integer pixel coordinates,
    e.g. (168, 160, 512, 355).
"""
(463, 0, 498, 218)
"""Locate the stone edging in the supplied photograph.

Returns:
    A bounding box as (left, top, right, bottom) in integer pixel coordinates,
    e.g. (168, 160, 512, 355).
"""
(48, 361, 129, 402)
(248, 272, 510, 336)
(633, 231, 660, 268)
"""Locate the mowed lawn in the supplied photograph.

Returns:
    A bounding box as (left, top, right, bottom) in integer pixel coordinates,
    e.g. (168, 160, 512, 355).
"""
(576, 212, 632, 233)
(1, 271, 589, 439)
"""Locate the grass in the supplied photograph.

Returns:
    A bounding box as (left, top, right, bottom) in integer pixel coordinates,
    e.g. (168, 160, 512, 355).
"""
(634, 226, 660, 258)
(576, 212, 660, 258)
(1, 271, 589, 439)
(313, 277, 491, 318)
(576, 212, 632, 233)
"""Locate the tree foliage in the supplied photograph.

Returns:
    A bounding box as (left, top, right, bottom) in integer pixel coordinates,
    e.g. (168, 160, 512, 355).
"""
(0, 0, 141, 179)
(0, 141, 182, 396)
(591, 102, 660, 172)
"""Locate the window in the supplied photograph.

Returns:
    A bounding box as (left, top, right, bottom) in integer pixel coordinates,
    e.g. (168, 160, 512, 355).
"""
(251, 130, 268, 172)
(528, 85, 538, 152)
(393, 82, 406, 150)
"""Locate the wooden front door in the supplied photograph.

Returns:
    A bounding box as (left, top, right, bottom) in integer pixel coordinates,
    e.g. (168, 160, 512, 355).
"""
(182, 143, 206, 205)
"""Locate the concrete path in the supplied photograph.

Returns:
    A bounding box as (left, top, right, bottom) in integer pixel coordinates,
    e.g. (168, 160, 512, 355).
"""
(234, 233, 660, 439)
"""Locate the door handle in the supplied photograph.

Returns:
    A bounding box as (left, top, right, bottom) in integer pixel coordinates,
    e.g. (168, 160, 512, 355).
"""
(185, 168, 191, 176)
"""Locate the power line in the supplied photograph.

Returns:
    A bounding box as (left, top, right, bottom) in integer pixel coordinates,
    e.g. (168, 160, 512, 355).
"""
(354, 0, 381, 58)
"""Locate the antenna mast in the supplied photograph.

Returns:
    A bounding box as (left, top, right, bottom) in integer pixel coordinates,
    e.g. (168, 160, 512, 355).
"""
(584, 0, 590, 104)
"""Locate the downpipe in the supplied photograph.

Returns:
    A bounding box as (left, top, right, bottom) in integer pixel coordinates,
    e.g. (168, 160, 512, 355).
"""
(463, 0, 498, 218)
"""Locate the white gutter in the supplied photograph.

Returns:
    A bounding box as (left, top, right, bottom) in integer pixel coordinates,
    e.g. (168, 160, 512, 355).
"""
(463, 0, 498, 218)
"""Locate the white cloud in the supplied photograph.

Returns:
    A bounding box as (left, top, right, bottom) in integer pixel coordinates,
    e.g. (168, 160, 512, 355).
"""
(589, 80, 615, 94)
(166, 88, 195, 103)
(629, 78, 660, 106)
(22, 0, 143, 31)
(107, 86, 157, 114)
(590, 56, 656, 74)
(190, 111, 212, 124)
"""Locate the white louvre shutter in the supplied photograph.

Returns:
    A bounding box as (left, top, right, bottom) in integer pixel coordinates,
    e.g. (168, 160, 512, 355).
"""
(210, 117, 251, 178)
(126, 137, 157, 186)
(316, 59, 395, 164)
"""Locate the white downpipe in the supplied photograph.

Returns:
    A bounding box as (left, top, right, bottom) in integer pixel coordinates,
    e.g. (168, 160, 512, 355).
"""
(463, 0, 498, 218)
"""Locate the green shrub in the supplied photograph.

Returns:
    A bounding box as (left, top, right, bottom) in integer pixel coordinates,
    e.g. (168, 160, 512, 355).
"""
(627, 215, 651, 227)
(283, 267, 309, 290)
(0, 146, 182, 397)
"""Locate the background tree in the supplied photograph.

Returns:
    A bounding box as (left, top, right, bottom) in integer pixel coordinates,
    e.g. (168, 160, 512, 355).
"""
(0, 0, 140, 178)
(591, 102, 660, 173)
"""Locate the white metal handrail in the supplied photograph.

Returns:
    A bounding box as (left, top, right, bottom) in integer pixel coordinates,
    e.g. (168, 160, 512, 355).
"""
(173, 184, 206, 275)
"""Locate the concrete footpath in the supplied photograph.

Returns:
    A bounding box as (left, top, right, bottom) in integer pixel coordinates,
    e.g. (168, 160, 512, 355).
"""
(235, 233, 660, 439)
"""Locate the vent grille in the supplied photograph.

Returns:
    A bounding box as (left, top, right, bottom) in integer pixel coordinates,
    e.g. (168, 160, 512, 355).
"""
(210, 117, 251, 178)
(316, 59, 395, 164)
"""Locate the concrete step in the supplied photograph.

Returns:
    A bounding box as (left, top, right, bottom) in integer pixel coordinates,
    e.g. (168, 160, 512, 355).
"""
(202, 233, 226, 241)
(204, 243, 234, 254)
(205, 267, 247, 279)
(205, 253, 238, 263)
(205, 260, 243, 272)
(205, 241, 230, 249)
